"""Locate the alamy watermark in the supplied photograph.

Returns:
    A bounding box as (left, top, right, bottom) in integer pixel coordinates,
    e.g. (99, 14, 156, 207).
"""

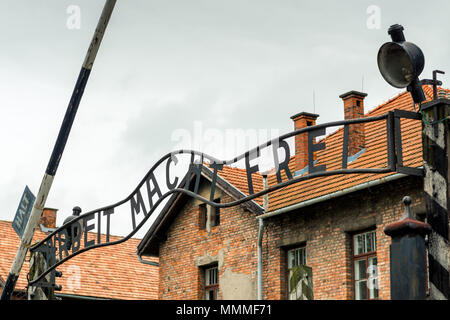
(66, 265, 81, 290)
(171, 121, 282, 171)
(366, 5, 381, 30)
(66, 5, 81, 30)
(367, 265, 379, 290)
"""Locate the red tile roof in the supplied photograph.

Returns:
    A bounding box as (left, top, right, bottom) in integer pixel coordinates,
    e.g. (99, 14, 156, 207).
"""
(214, 165, 264, 206)
(214, 86, 447, 213)
(0, 220, 158, 300)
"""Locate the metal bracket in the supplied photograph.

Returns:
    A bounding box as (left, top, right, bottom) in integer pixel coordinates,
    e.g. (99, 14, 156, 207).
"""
(420, 70, 445, 100)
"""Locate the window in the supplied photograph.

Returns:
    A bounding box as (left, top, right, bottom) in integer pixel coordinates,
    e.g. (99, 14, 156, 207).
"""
(199, 199, 220, 230)
(287, 246, 312, 300)
(288, 247, 306, 270)
(353, 230, 378, 300)
(212, 198, 220, 227)
(199, 203, 207, 230)
(205, 265, 219, 300)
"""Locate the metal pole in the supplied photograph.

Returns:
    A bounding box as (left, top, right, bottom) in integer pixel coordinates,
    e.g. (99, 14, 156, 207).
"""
(1, 0, 117, 300)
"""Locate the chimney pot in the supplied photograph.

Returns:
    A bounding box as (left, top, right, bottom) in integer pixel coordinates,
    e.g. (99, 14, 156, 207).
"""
(291, 111, 319, 173)
(40, 208, 57, 229)
(340, 91, 367, 157)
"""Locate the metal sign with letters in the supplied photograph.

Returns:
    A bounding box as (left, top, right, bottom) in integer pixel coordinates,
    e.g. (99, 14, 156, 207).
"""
(12, 186, 36, 239)
(28, 109, 423, 287)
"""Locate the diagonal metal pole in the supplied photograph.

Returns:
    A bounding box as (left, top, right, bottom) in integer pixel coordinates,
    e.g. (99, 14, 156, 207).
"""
(1, 0, 117, 300)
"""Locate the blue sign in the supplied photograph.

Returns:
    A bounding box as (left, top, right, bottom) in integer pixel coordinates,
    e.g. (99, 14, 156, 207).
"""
(12, 186, 36, 239)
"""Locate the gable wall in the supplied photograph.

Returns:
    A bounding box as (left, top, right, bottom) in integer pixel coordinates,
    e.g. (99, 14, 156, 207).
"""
(158, 180, 259, 299)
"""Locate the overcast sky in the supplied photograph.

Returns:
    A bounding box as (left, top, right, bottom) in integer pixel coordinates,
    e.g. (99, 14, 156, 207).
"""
(1, 0, 449, 238)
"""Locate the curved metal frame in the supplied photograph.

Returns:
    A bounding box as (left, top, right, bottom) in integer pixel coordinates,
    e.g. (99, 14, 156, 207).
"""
(28, 111, 422, 286)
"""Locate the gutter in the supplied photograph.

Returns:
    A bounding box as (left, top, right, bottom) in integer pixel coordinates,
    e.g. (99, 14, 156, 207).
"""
(55, 292, 109, 300)
(257, 172, 409, 220)
(137, 253, 159, 267)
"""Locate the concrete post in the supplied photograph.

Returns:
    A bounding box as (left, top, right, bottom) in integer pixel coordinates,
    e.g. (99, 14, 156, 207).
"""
(384, 196, 431, 299)
(421, 96, 450, 300)
(27, 251, 50, 300)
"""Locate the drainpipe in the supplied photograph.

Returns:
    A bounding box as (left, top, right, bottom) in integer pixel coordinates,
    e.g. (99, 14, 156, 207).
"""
(257, 217, 264, 300)
(257, 175, 269, 300)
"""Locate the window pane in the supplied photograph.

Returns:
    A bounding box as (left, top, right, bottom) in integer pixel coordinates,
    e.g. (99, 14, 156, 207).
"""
(369, 285, 379, 299)
(368, 257, 378, 299)
(365, 231, 376, 253)
(288, 250, 294, 269)
(288, 247, 306, 269)
(215, 208, 220, 226)
(354, 231, 376, 255)
(365, 233, 370, 252)
(214, 199, 220, 226)
(299, 248, 306, 265)
(199, 204, 207, 229)
(206, 266, 218, 285)
(372, 231, 377, 251)
(354, 259, 367, 281)
(355, 280, 367, 300)
(354, 234, 363, 255)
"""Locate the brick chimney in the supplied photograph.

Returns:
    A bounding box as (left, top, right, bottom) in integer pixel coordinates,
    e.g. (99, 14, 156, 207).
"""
(339, 91, 367, 157)
(40, 208, 57, 229)
(291, 112, 319, 173)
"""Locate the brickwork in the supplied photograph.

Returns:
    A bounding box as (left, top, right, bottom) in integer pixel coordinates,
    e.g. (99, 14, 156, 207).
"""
(157, 174, 425, 300)
(262, 175, 424, 300)
(340, 91, 366, 157)
(291, 112, 319, 172)
(151, 88, 436, 300)
(40, 208, 57, 229)
(158, 181, 259, 300)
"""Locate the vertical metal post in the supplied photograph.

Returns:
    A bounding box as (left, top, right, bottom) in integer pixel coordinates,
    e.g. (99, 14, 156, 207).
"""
(257, 175, 268, 300)
(421, 98, 450, 300)
(384, 196, 431, 299)
(1, 0, 117, 300)
(27, 252, 49, 300)
(257, 217, 264, 300)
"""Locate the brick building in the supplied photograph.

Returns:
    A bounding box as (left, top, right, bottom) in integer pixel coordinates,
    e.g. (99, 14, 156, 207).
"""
(0, 208, 158, 300)
(137, 86, 448, 300)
